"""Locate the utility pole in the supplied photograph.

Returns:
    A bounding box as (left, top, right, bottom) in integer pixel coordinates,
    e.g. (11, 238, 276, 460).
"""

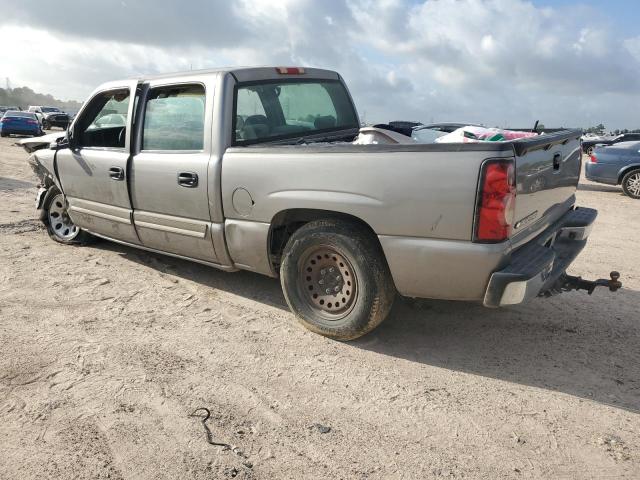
(5, 77, 10, 91)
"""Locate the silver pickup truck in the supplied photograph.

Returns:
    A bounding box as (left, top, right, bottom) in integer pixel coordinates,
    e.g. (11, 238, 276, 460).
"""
(25, 66, 620, 340)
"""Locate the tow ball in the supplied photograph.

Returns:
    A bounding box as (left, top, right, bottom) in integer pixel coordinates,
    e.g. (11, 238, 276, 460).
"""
(542, 271, 622, 297)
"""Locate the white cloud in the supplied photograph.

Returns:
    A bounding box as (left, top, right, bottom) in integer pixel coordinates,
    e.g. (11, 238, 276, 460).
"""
(1, 0, 640, 129)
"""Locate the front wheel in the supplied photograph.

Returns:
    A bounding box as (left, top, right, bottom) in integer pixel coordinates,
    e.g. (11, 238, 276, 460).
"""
(42, 188, 93, 244)
(280, 220, 396, 341)
(622, 169, 640, 199)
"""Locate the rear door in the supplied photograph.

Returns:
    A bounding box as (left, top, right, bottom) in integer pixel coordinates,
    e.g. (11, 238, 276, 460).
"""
(57, 81, 140, 244)
(510, 130, 582, 245)
(129, 80, 219, 262)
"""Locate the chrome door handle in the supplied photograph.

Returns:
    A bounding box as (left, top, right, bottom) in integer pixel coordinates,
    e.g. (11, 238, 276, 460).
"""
(178, 172, 198, 188)
(109, 166, 125, 180)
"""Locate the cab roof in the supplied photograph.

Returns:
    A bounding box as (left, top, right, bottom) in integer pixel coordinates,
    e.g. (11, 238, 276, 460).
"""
(125, 66, 341, 84)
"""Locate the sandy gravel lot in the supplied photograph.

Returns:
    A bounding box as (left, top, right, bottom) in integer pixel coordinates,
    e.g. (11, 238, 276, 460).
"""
(0, 133, 638, 479)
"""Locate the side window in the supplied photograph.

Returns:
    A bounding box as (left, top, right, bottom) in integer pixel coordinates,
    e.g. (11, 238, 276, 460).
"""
(77, 89, 130, 149)
(235, 88, 267, 140)
(142, 84, 205, 151)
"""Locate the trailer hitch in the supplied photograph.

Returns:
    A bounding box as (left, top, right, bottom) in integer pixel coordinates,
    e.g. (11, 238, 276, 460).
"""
(541, 271, 622, 297)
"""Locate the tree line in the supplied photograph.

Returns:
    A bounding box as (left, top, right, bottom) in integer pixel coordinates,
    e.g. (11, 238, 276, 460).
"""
(583, 124, 640, 135)
(0, 86, 82, 113)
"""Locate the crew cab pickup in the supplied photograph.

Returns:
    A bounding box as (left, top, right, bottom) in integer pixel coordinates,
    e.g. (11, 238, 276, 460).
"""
(25, 67, 620, 340)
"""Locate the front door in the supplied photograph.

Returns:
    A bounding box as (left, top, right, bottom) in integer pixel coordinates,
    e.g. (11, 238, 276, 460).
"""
(57, 82, 140, 244)
(130, 81, 218, 262)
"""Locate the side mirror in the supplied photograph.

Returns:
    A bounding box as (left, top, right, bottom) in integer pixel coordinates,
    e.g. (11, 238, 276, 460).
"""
(50, 131, 73, 151)
(66, 128, 79, 150)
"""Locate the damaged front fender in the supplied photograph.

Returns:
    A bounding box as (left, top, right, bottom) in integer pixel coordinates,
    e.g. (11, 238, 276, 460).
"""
(17, 131, 67, 154)
(26, 146, 61, 192)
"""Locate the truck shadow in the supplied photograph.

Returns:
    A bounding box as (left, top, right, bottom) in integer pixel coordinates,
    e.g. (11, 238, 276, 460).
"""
(0, 177, 36, 191)
(109, 242, 639, 413)
(355, 290, 640, 413)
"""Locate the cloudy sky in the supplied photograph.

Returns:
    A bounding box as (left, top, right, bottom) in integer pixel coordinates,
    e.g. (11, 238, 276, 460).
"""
(1, 0, 639, 129)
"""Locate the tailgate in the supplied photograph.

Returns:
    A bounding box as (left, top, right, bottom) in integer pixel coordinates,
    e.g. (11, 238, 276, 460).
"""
(510, 129, 582, 246)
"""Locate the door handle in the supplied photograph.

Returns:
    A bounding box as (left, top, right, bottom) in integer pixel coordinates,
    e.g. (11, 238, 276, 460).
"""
(109, 166, 125, 180)
(178, 172, 198, 188)
(553, 153, 562, 171)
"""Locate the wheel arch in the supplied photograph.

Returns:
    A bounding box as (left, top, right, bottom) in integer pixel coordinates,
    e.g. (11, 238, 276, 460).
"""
(268, 208, 385, 273)
(618, 164, 640, 184)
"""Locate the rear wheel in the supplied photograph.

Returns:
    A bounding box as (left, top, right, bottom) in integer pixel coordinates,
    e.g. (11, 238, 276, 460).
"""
(43, 188, 93, 244)
(622, 169, 640, 199)
(280, 220, 396, 340)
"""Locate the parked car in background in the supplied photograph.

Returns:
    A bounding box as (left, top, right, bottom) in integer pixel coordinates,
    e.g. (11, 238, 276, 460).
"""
(586, 142, 640, 199)
(0, 106, 21, 114)
(0, 111, 43, 137)
(581, 132, 640, 156)
(92, 113, 127, 129)
(27, 106, 70, 130)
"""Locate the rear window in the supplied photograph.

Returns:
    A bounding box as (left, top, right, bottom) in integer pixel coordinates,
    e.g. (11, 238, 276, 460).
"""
(234, 80, 358, 145)
(3, 111, 36, 118)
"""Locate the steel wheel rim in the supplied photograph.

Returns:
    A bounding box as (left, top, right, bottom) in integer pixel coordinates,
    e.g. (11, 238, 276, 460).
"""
(627, 173, 640, 196)
(298, 246, 358, 319)
(48, 194, 79, 241)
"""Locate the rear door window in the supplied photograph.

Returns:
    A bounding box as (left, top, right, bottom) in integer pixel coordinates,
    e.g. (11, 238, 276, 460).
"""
(142, 84, 205, 151)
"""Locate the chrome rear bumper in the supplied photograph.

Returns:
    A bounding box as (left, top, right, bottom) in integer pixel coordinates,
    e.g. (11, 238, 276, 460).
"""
(484, 207, 597, 307)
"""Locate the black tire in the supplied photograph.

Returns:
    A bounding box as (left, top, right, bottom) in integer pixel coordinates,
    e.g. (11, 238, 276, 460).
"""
(0, 132, 7, 137)
(280, 219, 396, 340)
(621, 169, 640, 199)
(42, 187, 94, 244)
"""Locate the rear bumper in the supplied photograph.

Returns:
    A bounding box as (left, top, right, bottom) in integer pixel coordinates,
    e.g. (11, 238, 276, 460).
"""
(483, 207, 596, 307)
(584, 162, 618, 185)
(45, 119, 69, 127)
(0, 127, 42, 135)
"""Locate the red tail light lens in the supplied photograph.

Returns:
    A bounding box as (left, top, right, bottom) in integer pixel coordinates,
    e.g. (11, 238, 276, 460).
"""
(590, 154, 597, 163)
(474, 159, 516, 243)
(276, 67, 305, 75)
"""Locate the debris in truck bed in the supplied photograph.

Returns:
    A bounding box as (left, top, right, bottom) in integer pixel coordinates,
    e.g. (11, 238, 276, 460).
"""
(434, 126, 539, 143)
(352, 126, 415, 145)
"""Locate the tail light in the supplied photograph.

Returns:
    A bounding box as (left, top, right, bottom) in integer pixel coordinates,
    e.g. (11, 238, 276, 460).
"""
(26, 119, 39, 125)
(474, 159, 516, 243)
(276, 67, 305, 75)
(590, 153, 597, 163)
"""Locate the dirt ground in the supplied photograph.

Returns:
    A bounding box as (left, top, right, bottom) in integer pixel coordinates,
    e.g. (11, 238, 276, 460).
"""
(0, 133, 638, 480)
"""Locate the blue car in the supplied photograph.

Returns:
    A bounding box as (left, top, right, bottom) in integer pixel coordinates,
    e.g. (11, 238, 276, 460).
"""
(0, 111, 44, 138)
(585, 141, 640, 199)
